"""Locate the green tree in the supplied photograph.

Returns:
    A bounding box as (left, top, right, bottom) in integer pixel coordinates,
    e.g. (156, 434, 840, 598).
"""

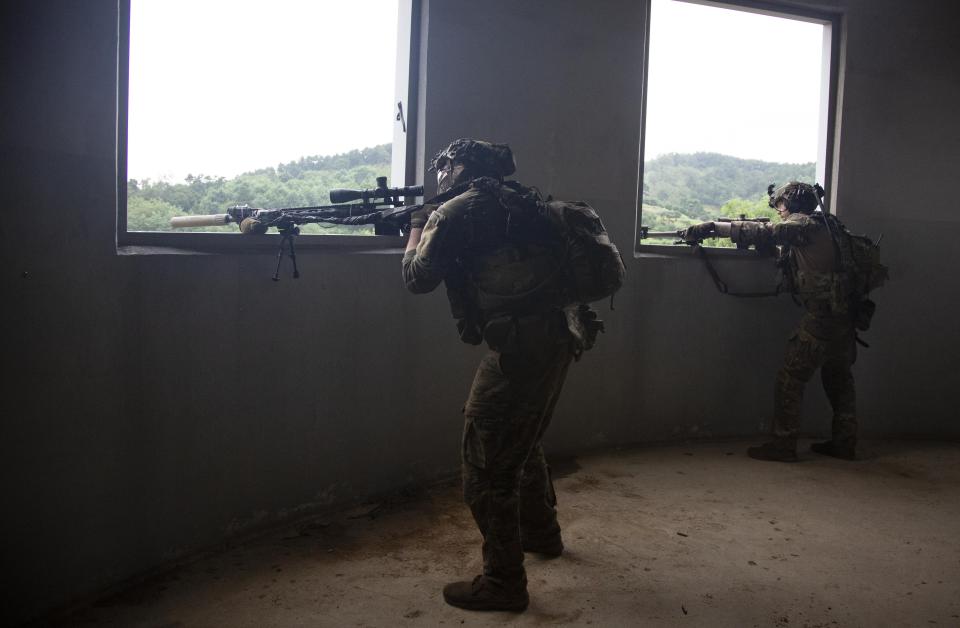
(640, 152, 813, 247)
(127, 143, 394, 235)
(644, 152, 814, 218)
(128, 197, 185, 231)
(703, 195, 780, 248)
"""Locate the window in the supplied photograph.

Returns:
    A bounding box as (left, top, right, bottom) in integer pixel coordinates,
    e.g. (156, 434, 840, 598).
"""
(118, 0, 419, 246)
(636, 0, 840, 249)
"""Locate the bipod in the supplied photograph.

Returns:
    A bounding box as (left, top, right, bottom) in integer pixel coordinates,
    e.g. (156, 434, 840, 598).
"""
(273, 225, 301, 281)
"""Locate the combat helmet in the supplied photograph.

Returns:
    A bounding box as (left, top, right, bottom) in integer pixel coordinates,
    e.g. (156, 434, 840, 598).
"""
(429, 138, 516, 179)
(767, 181, 821, 214)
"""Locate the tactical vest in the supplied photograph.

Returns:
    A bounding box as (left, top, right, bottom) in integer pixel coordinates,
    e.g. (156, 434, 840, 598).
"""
(778, 213, 845, 313)
(441, 180, 566, 345)
(781, 212, 887, 328)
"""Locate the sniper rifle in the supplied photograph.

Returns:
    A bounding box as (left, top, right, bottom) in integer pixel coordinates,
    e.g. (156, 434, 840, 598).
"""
(639, 215, 782, 297)
(170, 176, 424, 280)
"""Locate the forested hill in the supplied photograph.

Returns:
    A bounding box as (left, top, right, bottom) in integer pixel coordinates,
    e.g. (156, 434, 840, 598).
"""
(126, 144, 815, 232)
(643, 152, 815, 220)
(127, 144, 393, 231)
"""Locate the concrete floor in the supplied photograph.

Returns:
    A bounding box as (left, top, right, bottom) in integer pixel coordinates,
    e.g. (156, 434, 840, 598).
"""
(55, 440, 960, 628)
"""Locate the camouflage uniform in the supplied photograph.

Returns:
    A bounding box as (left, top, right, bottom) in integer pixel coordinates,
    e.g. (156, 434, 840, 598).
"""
(733, 211, 858, 450)
(403, 179, 576, 591)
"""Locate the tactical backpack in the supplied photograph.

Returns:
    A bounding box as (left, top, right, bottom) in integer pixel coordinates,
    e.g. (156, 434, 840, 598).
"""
(844, 232, 888, 296)
(826, 215, 889, 331)
(541, 199, 626, 305)
(473, 178, 626, 306)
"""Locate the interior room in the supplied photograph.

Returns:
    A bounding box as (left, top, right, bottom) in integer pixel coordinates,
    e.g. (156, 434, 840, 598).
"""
(2, 0, 958, 626)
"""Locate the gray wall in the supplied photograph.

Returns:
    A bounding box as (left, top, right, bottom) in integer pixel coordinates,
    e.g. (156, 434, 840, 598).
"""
(2, 0, 957, 623)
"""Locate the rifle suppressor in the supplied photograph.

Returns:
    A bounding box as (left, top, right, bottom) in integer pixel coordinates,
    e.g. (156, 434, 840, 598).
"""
(169, 214, 232, 228)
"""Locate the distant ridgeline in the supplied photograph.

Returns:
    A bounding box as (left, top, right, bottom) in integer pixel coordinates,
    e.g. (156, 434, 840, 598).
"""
(126, 145, 813, 233)
(642, 152, 816, 231)
(126, 144, 392, 231)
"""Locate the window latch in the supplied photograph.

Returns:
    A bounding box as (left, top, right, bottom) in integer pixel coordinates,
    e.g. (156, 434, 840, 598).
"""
(396, 101, 406, 133)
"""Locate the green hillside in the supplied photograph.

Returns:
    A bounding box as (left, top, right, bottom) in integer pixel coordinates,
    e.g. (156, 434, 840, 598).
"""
(640, 152, 815, 246)
(127, 144, 393, 234)
(643, 152, 815, 219)
(127, 146, 815, 240)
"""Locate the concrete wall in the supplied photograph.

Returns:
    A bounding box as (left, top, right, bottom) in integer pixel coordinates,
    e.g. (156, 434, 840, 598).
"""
(2, 0, 957, 623)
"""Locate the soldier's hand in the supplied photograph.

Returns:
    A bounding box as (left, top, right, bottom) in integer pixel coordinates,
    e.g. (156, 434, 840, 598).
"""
(682, 222, 715, 244)
(409, 204, 438, 230)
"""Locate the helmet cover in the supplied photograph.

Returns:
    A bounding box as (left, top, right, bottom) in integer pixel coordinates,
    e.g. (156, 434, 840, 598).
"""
(768, 181, 819, 214)
(429, 138, 516, 178)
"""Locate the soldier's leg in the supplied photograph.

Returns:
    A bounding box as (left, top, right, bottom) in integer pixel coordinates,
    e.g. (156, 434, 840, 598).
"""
(776, 322, 828, 441)
(451, 351, 528, 611)
(518, 366, 569, 556)
(518, 445, 563, 555)
(459, 351, 526, 586)
(813, 332, 857, 459)
(751, 321, 825, 461)
(461, 449, 528, 584)
(448, 343, 571, 610)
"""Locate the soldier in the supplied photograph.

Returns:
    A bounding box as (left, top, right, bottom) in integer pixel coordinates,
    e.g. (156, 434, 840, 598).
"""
(683, 182, 859, 462)
(403, 139, 599, 612)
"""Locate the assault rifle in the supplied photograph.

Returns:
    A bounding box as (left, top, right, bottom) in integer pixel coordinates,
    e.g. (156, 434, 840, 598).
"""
(639, 215, 770, 248)
(170, 177, 424, 280)
(639, 215, 781, 297)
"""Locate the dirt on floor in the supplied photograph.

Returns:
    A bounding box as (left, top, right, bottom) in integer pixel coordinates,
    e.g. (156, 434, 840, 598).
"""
(51, 439, 960, 628)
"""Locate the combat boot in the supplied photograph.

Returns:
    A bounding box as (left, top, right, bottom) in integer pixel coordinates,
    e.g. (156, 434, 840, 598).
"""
(521, 533, 564, 558)
(442, 575, 529, 612)
(747, 440, 799, 462)
(810, 440, 856, 460)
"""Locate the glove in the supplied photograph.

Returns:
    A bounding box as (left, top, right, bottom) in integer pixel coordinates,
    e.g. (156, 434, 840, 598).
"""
(239, 217, 268, 235)
(409, 204, 438, 230)
(682, 222, 715, 244)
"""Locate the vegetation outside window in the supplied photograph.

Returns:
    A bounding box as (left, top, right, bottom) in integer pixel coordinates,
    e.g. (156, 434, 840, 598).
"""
(637, 0, 839, 249)
(119, 0, 415, 242)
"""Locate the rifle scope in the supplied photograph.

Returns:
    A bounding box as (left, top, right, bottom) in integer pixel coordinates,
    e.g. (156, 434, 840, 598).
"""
(329, 176, 423, 204)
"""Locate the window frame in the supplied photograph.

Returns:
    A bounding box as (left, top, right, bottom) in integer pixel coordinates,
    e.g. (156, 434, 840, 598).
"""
(115, 0, 422, 253)
(634, 0, 843, 255)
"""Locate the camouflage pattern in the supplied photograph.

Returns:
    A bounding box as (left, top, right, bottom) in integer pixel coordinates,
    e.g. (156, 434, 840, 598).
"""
(403, 184, 569, 330)
(429, 138, 517, 178)
(768, 181, 819, 213)
(774, 310, 857, 447)
(731, 210, 859, 448)
(462, 311, 572, 586)
(403, 164, 578, 589)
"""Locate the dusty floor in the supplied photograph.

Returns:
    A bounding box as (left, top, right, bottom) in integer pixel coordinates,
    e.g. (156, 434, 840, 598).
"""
(55, 440, 959, 628)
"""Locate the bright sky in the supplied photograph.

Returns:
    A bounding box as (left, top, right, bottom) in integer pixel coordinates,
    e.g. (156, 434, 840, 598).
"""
(128, 0, 399, 182)
(128, 0, 826, 183)
(645, 0, 825, 164)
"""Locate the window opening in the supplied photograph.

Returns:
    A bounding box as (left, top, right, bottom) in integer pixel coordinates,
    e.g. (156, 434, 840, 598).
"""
(637, 0, 837, 249)
(121, 0, 412, 239)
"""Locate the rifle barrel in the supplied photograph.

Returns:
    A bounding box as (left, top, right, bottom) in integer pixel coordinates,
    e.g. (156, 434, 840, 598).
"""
(643, 230, 683, 238)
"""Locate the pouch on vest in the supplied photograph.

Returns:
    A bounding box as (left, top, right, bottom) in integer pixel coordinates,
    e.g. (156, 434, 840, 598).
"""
(482, 315, 517, 353)
(854, 298, 876, 331)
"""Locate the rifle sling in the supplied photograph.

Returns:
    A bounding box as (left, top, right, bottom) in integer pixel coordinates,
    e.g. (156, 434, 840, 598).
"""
(694, 245, 782, 298)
